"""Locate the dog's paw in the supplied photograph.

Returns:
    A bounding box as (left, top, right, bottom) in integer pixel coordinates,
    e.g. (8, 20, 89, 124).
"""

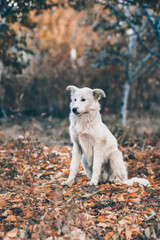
(61, 179, 76, 186)
(61, 180, 69, 186)
(109, 174, 123, 184)
(87, 179, 98, 186)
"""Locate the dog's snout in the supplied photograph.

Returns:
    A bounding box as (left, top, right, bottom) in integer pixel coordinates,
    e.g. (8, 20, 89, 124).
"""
(72, 107, 78, 114)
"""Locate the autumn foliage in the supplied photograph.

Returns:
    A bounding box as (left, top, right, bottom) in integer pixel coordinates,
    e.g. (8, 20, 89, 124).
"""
(1, 3, 160, 119)
(0, 131, 159, 239)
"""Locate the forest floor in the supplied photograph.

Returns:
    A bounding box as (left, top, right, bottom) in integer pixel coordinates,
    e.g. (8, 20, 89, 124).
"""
(0, 116, 160, 239)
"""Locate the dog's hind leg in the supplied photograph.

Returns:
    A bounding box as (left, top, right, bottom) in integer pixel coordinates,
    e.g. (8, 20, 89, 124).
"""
(81, 156, 92, 180)
(108, 150, 128, 183)
(100, 161, 110, 183)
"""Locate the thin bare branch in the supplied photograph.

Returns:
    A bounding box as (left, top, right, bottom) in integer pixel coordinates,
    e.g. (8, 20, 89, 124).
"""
(131, 58, 159, 82)
(131, 46, 158, 80)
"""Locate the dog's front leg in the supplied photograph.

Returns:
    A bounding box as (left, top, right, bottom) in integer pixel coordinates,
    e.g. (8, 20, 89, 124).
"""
(88, 149, 103, 185)
(62, 143, 82, 185)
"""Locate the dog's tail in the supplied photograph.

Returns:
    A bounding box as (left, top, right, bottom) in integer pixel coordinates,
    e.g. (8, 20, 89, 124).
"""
(123, 177, 150, 187)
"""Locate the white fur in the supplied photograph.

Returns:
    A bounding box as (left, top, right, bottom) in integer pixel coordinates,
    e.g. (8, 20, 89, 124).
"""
(62, 86, 150, 187)
(124, 177, 150, 187)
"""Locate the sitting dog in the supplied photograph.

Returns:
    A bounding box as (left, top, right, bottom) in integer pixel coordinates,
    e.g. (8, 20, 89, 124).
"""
(62, 85, 150, 187)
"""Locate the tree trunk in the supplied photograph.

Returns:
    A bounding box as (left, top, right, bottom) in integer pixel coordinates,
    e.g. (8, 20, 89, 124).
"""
(120, 80, 130, 126)
(119, 6, 142, 125)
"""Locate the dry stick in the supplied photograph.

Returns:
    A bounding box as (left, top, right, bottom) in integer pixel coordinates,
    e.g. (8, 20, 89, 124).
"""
(81, 190, 100, 199)
(141, 138, 147, 152)
(144, 210, 156, 222)
(118, 126, 130, 145)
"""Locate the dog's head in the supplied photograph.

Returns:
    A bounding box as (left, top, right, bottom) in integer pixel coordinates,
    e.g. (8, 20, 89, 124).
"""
(66, 85, 106, 116)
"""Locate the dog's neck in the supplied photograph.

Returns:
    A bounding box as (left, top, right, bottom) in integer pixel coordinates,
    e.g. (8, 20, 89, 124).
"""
(70, 109, 101, 129)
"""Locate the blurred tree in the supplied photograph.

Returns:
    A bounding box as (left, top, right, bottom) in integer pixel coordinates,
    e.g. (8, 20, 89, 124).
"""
(83, 0, 160, 124)
(0, 0, 160, 120)
(0, 0, 58, 73)
(1, 0, 159, 74)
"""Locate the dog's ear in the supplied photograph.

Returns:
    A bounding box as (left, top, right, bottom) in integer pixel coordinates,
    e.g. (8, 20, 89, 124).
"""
(66, 85, 78, 93)
(93, 88, 106, 100)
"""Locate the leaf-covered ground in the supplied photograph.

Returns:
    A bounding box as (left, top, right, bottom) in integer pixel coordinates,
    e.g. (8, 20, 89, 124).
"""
(0, 131, 159, 240)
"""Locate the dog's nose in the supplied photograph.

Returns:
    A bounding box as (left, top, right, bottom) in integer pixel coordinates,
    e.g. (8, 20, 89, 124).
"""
(72, 107, 78, 114)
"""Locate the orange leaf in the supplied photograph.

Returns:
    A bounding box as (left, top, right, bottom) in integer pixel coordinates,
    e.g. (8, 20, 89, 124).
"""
(105, 232, 114, 239)
(97, 215, 107, 223)
(133, 182, 139, 188)
(63, 189, 72, 196)
(29, 225, 33, 232)
(117, 195, 125, 202)
(63, 170, 70, 177)
(82, 181, 87, 186)
(128, 198, 141, 204)
(153, 152, 160, 158)
(62, 156, 71, 164)
(0, 197, 7, 207)
(128, 192, 139, 198)
(31, 152, 38, 159)
(107, 214, 117, 221)
(68, 180, 73, 187)
(99, 188, 106, 193)
(125, 228, 134, 240)
(26, 206, 33, 218)
(5, 215, 17, 222)
(7, 228, 18, 238)
(43, 146, 50, 152)
(135, 152, 144, 161)
(125, 226, 140, 240)
(61, 147, 70, 153)
(51, 145, 61, 151)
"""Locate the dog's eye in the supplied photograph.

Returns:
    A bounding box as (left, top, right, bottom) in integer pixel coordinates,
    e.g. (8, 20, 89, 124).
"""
(74, 98, 77, 102)
(81, 98, 86, 102)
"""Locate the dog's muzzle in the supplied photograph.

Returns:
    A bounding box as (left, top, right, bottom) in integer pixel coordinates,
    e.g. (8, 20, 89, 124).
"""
(72, 107, 79, 115)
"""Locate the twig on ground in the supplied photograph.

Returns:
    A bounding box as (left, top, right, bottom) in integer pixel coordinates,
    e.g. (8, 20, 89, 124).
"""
(144, 210, 156, 222)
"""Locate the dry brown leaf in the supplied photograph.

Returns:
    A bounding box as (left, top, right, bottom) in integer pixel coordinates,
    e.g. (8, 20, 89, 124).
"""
(26, 206, 33, 218)
(7, 228, 18, 238)
(135, 152, 145, 161)
(107, 214, 117, 221)
(61, 147, 70, 153)
(68, 180, 73, 187)
(128, 197, 141, 204)
(104, 231, 114, 239)
(97, 222, 109, 228)
(97, 215, 107, 223)
(5, 215, 17, 222)
(0, 134, 159, 240)
(82, 180, 87, 186)
(153, 152, 160, 157)
(125, 225, 140, 240)
(0, 197, 7, 207)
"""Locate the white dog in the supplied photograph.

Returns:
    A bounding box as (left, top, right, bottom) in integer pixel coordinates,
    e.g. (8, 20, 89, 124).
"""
(62, 85, 150, 187)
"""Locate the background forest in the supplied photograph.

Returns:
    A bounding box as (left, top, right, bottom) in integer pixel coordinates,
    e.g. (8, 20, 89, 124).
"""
(0, 0, 160, 127)
(0, 1, 160, 240)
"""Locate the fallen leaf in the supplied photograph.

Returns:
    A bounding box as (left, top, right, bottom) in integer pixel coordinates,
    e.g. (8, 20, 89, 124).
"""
(135, 152, 145, 161)
(7, 228, 18, 238)
(97, 222, 108, 228)
(105, 232, 114, 239)
(26, 206, 33, 218)
(125, 225, 140, 240)
(61, 147, 70, 153)
(128, 197, 141, 204)
(97, 215, 107, 223)
(5, 215, 17, 222)
(68, 180, 73, 187)
(82, 180, 87, 186)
